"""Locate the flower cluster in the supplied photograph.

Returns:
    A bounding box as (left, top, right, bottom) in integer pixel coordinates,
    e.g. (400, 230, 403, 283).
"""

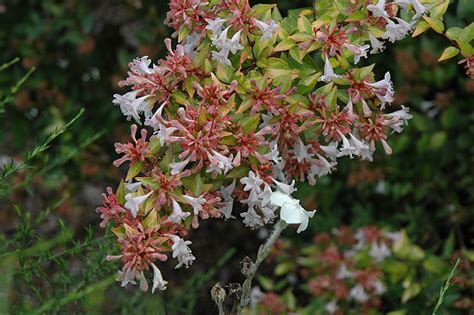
(97, 0, 448, 292)
(248, 225, 473, 314)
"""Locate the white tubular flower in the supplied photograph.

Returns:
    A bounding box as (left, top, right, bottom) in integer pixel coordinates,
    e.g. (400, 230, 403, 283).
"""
(368, 33, 385, 54)
(167, 198, 191, 223)
(205, 17, 227, 36)
(145, 102, 166, 130)
(337, 131, 358, 158)
(155, 123, 178, 146)
(113, 90, 150, 123)
(319, 56, 342, 83)
(125, 180, 142, 193)
(320, 142, 340, 161)
(169, 234, 196, 269)
(325, 300, 338, 314)
(345, 44, 370, 64)
(206, 150, 234, 175)
(151, 263, 168, 293)
(367, 0, 387, 18)
(383, 105, 413, 133)
(219, 180, 236, 220)
(211, 48, 231, 66)
(269, 191, 316, 233)
(254, 19, 279, 41)
(383, 17, 415, 43)
(294, 137, 313, 162)
(212, 26, 230, 49)
(183, 194, 206, 215)
(369, 241, 391, 262)
(240, 170, 264, 193)
(272, 178, 296, 195)
(124, 191, 153, 218)
(226, 30, 244, 54)
(169, 157, 191, 175)
(350, 284, 369, 303)
(310, 153, 336, 178)
(129, 56, 153, 75)
(240, 206, 264, 229)
(349, 133, 373, 161)
(336, 264, 353, 279)
(412, 0, 428, 19)
(220, 179, 236, 202)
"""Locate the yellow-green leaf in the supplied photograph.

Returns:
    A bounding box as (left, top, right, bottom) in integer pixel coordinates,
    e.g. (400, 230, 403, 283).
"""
(412, 21, 430, 37)
(423, 16, 445, 34)
(274, 39, 296, 52)
(438, 46, 460, 62)
(126, 160, 144, 181)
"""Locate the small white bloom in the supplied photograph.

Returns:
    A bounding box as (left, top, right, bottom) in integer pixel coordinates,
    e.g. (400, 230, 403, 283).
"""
(310, 153, 336, 177)
(155, 123, 178, 145)
(372, 279, 387, 295)
(182, 31, 202, 55)
(367, 0, 388, 17)
(124, 191, 153, 218)
(412, 0, 428, 19)
(325, 299, 338, 314)
(125, 180, 142, 193)
(383, 17, 415, 43)
(270, 191, 316, 233)
(254, 19, 279, 41)
(207, 150, 234, 175)
(250, 287, 265, 307)
(367, 0, 388, 18)
(113, 91, 150, 123)
(167, 198, 191, 223)
(240, 206, 264, 229)
(370, 241, 391, 262)
(350, 284, 369, 303)
(169, 234, 196, 269)
(319, 142, 340, 161)
(345, 44, 370, 64)
(368, 33, 385, 54)
(151, 263, 168, 293)
(337, 131, 358, 158)
(183, 194, 206, 215)
(294, 137, 313, 162)
(349, 133, 373, 161)
(336, 264, 354, 279)
(129, 56, 153, 75)
(272, 178, 296, 195)
(383, 105, 413, 133)
(220, 179, 236, 202)
(219, 180, 236, 219)
(226, 30, 244, 54)
(240, 171, 264, 194)
(319, 56, 342, 83)
(211, 48, 231, 66)
(206, 17, 227, 36)
(169, 157, 191, 175)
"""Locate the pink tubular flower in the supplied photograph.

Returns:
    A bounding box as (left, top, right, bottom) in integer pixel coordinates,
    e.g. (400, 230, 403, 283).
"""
(95, 187, 125, 227)
(113, 124, 149, 167)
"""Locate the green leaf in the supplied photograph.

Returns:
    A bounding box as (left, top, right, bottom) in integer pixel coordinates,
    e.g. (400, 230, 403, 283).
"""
(252, 4, 275, 16)
(126, 160, 144, 181)
(402, 282, 421, 303)
(116, 180, 126, 204)
(274, 39, 296, 52)
(192, 173, 203, 195)
(438, 46, 459, 62)
(423, 16, 445, 34)
(445, 27, 463, 41)
(412, 21, 430, 37)
(430, 0, 449, 19)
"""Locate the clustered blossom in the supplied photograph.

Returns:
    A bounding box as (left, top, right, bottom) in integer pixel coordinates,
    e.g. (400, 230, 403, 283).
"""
(97, 0, 435, 292)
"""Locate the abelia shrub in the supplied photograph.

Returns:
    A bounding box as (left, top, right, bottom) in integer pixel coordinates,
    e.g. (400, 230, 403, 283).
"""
(96, 0, 467, 293)
(246, 225, 473, 314)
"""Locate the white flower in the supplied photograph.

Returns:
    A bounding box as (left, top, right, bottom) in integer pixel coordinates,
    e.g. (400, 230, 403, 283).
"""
(206, 150, 234, 175)
(129, 56, 153, 75)
(337, 131, 358, 158)
(183, 194, 206, 215)
(226, 30, 244, 54)
(369, 241, 391, 262)
(412, 0, 428, 19)
(113, 90, 150, 123)
(272, 178, 296, 195)
(345, 44, 370, 64)
(167, 198, 191, 223)
(125, 180, 142, 193)
(154, 123, 178, 145)
(319, 142, 339, 161)
(319, 56, 342, 83)
(182, 31, 202, 55)
(169, 157, 191, 175)
(383, 17, 415, 43)
(310, 153, 336, 178)
(254, 19, 279, 41)
(151, 263, 168, 293)
(361, 98, 372, 117)
(383, 105, 413, 133)
(325, 300, 338, 314)
(264, 141, 282, 164)
(383, 231, 402, 243)
(294, 137, 313, 162)
(220, 180, 236, 202)
(250, 287, 265, 307)
(349, 133, 373, 161)
(240, 171, 264, 194)
(366, 72, 394, 108)
(124, 191, 153, 218)
(206, 17, 227, 36)
(336, 264, 353, 279)
(270, 191, 316, 233)
(211, 48, 231, 66)
(212, 26, 230, 49)
(367, 0, 387, 18)
(169, 234, 196, 269)
(368, 33, 385, 54)
(372, 279, 387, 295)
(350, 284, 369, 303)
(240, 206, 263, 229)
(219, 180, 236, 219)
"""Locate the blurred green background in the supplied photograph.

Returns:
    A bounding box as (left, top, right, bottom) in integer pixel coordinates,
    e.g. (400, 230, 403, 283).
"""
(0, 0, 472, 314)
